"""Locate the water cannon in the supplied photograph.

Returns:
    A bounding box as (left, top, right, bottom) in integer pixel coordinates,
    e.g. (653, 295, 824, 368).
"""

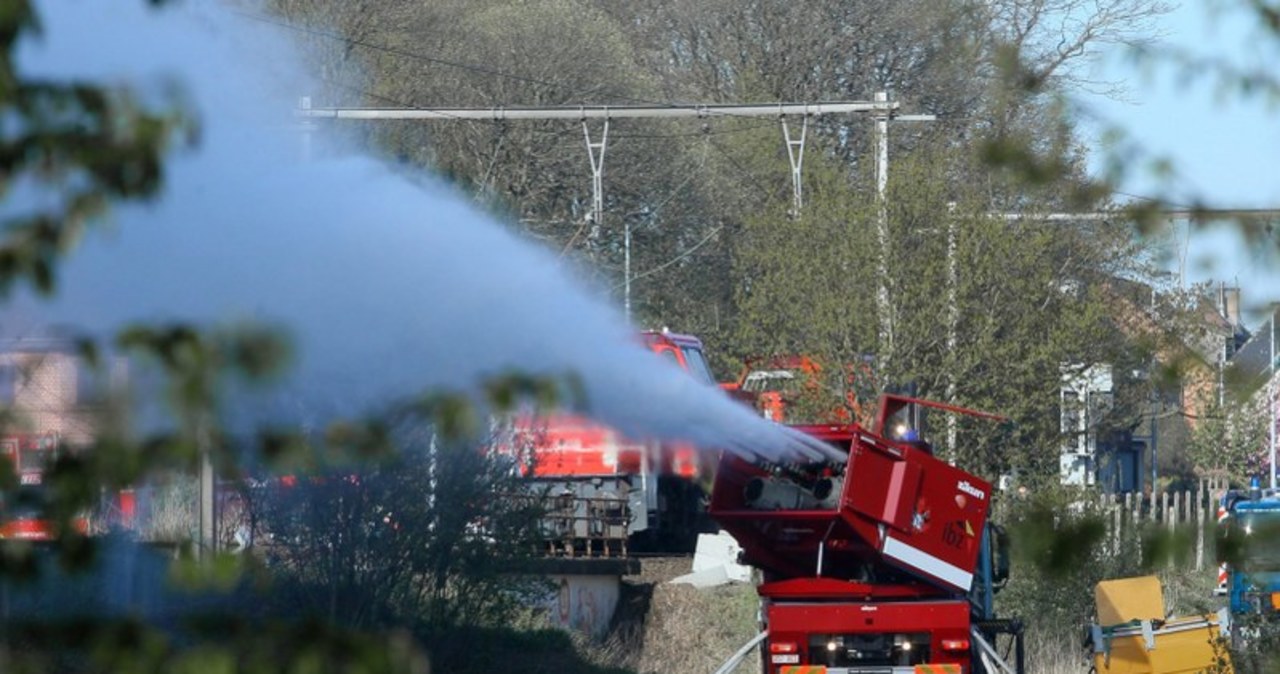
(711, 397, 1004, 594)
(742, 458, 845, 511)
(744, 476, 817, 510)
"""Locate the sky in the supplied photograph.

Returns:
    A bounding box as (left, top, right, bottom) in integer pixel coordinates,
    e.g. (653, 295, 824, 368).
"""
(1080, 0, 1280, 314)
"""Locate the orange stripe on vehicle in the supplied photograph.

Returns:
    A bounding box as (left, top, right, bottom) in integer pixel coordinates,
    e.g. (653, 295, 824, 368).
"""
(780, 666, 826, 674)
(914, 665, 961, 674)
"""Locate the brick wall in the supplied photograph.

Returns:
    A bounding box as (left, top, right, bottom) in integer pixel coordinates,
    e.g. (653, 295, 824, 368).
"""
(0, 349, 100, 446)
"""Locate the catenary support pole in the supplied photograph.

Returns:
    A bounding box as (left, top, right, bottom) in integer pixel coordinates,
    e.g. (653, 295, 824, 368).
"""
(874, 92, 892, 373)
(298, 96, 314, 162)
(945, 206, 959, 460)
(869, 92, 937, 383)
(581, 119, 623, 318)
(197, 417, 217, 559)
(781, 115, 807, 216)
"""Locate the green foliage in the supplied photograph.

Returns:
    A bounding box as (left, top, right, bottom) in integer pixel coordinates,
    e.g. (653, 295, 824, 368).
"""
(116, 323, 293, 424)
(731, 141, 1151, 481)
(998, 487, 1153, 668)
(732, 150, 879, 361)
(0, 1, 194, 297)
(1188, 397, 1269, 484)
(255, 428, 550, 632)
(1009, 501, 1109, 580)
(1230, 611, 1280, 674)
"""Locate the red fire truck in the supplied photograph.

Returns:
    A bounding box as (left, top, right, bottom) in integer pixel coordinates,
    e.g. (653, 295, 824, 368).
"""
(709, 395, 1022, 674)
(505, 329, 717, 553)
(723, 355, 879, 426)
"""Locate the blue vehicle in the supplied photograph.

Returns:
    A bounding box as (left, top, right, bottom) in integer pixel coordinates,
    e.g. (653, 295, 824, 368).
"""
(1220, 479, 1280, 618)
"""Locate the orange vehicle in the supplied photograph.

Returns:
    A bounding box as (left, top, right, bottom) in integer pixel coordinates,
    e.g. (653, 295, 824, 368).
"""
(724, 355, 879, 426)
(502, 330, 717, 552)
(0, 433, 89, 540)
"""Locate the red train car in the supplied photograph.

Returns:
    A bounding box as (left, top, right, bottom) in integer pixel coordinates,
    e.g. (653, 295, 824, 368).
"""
(0, 433, 89, 540)
(503, 330, 716, 553)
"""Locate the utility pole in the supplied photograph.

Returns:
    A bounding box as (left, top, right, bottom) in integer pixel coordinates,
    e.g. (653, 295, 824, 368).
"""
(874, 92, 892, 373)
(197, 416, 217, 559)
(300, 100, 908, 322)
(781, 115, 807, 217)
(945, 205, 960, 461)
(867, 91, 936, 387)
(298, 96, 315, 162)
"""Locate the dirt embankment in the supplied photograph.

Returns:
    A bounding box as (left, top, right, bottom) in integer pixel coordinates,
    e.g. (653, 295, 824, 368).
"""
(585, 557, 761, 674)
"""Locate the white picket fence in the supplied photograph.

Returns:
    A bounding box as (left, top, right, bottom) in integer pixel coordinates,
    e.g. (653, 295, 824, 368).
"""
(1093, 478, 1227, 571)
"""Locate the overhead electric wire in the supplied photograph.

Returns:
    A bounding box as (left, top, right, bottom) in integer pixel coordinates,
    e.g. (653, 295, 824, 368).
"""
(560, 129, 716, 258)
(258, 7, 889, 295)
(238, 9, 786, 125)
(708, 137, 776, 197)
(291, 33, 781, 141)
(615, 224, 725, 291)
(1112, 190, 1169, 205)
(587, 134, 716, 269)
(594, 132, 735, 287)
(607, 120, 778, 140)
(316, 75, 424, 111)
(240, 10, 572, 92)
(630, 133, 712, 218)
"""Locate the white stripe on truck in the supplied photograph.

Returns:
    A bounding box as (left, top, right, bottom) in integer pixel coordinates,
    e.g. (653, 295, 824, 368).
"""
(881, 536, 974, 591)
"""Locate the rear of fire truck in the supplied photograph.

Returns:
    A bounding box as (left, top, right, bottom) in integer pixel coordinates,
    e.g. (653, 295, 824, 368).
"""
(709, 396, 1020, 674)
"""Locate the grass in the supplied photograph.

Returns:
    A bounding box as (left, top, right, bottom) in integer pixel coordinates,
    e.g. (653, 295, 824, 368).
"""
(567, 558, 761, 674)
(636, 581, 760, 674)
(594, 559, 1233, 674)
(1015, 565, 1231, 674)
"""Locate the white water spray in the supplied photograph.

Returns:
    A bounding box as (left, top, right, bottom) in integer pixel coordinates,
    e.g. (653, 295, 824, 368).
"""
(5, 2, 835, 462)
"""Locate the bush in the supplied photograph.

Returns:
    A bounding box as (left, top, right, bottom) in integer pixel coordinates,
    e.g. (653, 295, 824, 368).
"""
(253, 426, 550, 632)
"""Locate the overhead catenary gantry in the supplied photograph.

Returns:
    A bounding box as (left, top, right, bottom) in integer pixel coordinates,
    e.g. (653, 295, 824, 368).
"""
(298, 97, 932, 322)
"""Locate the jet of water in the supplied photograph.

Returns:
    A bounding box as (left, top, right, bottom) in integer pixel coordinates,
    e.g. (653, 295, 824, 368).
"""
(3, 2, 837, 462)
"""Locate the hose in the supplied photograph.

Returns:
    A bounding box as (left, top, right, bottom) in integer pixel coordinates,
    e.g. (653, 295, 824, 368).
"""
(712, 631, 769, 674)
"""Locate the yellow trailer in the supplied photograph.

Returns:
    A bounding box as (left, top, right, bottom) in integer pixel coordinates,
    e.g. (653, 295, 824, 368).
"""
(1088, 576, 1232, 674)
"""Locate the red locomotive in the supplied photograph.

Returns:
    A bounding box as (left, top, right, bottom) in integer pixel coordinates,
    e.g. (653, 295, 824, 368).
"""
(503, 330, 717, 553)
(0, 433, 90, 540)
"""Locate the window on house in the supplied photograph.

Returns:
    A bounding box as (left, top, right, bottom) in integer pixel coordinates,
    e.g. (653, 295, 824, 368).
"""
(1061, 390, 1082, 435)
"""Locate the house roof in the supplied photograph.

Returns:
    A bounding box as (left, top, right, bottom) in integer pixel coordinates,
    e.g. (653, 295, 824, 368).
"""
(1230, 308, 1279, 386)
(1102, 277, 1244, 369)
